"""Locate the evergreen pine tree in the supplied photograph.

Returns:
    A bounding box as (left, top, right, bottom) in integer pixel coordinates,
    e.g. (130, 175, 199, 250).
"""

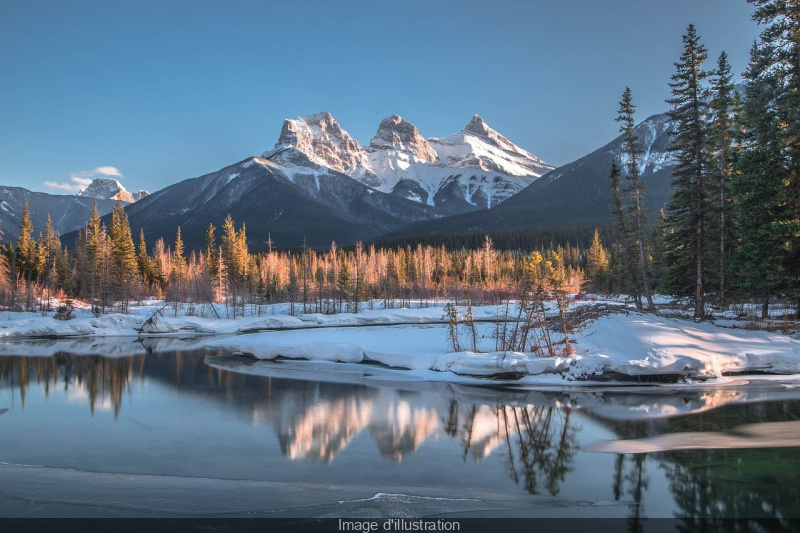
(337, 254, 351, 312)
(205, 223, 217, 280)
(171, 227, 187, 315)
(746, 0, 800, 314)
(136, 228, 152, 288)
(85, 201, 103, 308)
(609, 159, 638, 299)
(110, 200, 137, 312)
(617, 87, 655, 311)
(16, 200, 35, 282)
(37, 213, 61, 307)
(221, 215, 240, 317)
(663, 24, 710, 318)
(707, 51, 738, 307)
(586, 228, 609, 292)
(730, 40, 786, 316)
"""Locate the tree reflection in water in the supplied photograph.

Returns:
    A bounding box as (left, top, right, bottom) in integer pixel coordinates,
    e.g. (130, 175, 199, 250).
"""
(611, 453, 649, 533)
(0, 354, 141, 418)
(599, 400, 800, 530)
(444, 400, 579, 496)
(660, 448, 800, 531)
(3, 350, 800, 525)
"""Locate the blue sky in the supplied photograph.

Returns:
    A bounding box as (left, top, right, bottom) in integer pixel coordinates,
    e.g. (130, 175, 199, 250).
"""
(1, 0, 760, 195)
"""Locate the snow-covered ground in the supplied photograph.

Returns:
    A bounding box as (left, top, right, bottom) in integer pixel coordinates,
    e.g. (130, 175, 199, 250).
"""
(206, 312, 800, 383)
(0, 300, 490, 338)
(2, 298, 799, 384)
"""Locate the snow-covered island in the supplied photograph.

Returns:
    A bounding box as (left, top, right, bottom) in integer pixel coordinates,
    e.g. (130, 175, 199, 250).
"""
(2, 297, 799, 384)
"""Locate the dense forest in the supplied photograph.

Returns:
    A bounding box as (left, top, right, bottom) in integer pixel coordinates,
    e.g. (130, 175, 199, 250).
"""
(0, 200, 593, 317)
(597, 1, 799, 319)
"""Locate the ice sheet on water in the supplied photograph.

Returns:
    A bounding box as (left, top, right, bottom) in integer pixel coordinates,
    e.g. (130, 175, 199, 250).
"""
(592, 420, 800, 454)
(0, 462, 625, 518)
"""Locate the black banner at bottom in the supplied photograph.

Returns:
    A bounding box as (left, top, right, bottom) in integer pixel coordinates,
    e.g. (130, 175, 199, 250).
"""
(2, 518, 799, 533)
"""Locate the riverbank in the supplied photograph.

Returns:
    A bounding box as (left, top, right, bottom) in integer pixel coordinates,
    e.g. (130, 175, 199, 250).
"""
(2, 298, 799, 383)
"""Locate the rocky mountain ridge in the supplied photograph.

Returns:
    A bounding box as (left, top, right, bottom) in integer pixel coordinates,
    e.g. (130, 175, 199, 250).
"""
(263, 112, 553, 212)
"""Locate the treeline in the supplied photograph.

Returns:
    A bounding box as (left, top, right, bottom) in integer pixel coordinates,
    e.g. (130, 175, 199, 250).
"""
(369, 224, 614, 254)
(609, 3, 800, 318)
(0, 200, 596, 316)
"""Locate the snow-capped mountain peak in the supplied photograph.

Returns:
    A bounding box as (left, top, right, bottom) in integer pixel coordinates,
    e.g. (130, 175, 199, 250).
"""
(462, 114, 530, 156)
(76, 178, 149, 203)
(463, 114, 492, 136)
(430, 115, 553, 177)
(263, 112, 374, 181)
(368, 115, 438, 163)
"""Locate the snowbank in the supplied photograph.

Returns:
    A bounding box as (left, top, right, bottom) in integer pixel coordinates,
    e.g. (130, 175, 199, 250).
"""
(206, 312, 800, 382)
(575, 313, 800, 378)
(0, 302, 499, 339)
(2, 299, 799, 383)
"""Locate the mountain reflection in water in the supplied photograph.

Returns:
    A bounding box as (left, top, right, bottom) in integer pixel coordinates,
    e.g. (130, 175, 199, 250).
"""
(1, 348, 800, 522)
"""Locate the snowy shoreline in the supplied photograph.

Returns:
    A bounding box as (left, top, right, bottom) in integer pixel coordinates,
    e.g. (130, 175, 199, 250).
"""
(206, 311, 800, 384)
(1, 299, 799, 384)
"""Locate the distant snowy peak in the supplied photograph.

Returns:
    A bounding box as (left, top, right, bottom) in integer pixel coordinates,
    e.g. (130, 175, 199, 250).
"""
(609, 113, 677, 176)
(76, 178, 149, 203)
(368, 115, 438, 163)
(263, 111, 374, 181)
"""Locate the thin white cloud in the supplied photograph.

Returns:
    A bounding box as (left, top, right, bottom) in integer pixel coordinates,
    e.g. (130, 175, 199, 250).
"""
(92, 166, 122, 177)
(72, 176, 94, 186)
(43, 179, 86, 192)
(44, 166, 123, 193)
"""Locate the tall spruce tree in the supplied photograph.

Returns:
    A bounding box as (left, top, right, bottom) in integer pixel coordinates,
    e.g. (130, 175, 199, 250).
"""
(707, 51, 739, 307)
(221, 215, 242, 317)
(609, 159, 638, 299)
(110, 200, 137, 312)
(37, 213, 61, 305)
(616, 87, 655, 311)
(136, 228, 153, 289)
(85, 201, 103, 308)
(731, 40, 788, 317)
(204, 223, 218, 280)
(171, 227, 187, 315)
(663, 24, 710, 318)
(586, 228, 609, 291)
(16, 200, 35, 282)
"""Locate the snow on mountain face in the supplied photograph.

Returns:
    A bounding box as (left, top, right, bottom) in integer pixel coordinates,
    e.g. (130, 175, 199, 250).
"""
(368, 115, 438, 163)
(76, 178, 149, 203)
(430, 115, 553, 177)
(0, 185, 119, 241)
(263, 112, 376, 183)
(264, 112, 553, 211)
(365, 114, 553, 209)
(610, 113, 677, 175)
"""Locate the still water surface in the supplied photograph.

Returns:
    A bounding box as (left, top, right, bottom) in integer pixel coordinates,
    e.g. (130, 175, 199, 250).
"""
(0, 342, 799, 522)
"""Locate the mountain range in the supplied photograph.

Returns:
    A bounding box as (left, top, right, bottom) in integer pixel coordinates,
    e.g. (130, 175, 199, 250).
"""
(90, 113, 556, 249)
(387, 112, 676, 239)
(7, 109, 678, 251)
(0, 179, 149, 241)
(265, 112, 553, 214)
